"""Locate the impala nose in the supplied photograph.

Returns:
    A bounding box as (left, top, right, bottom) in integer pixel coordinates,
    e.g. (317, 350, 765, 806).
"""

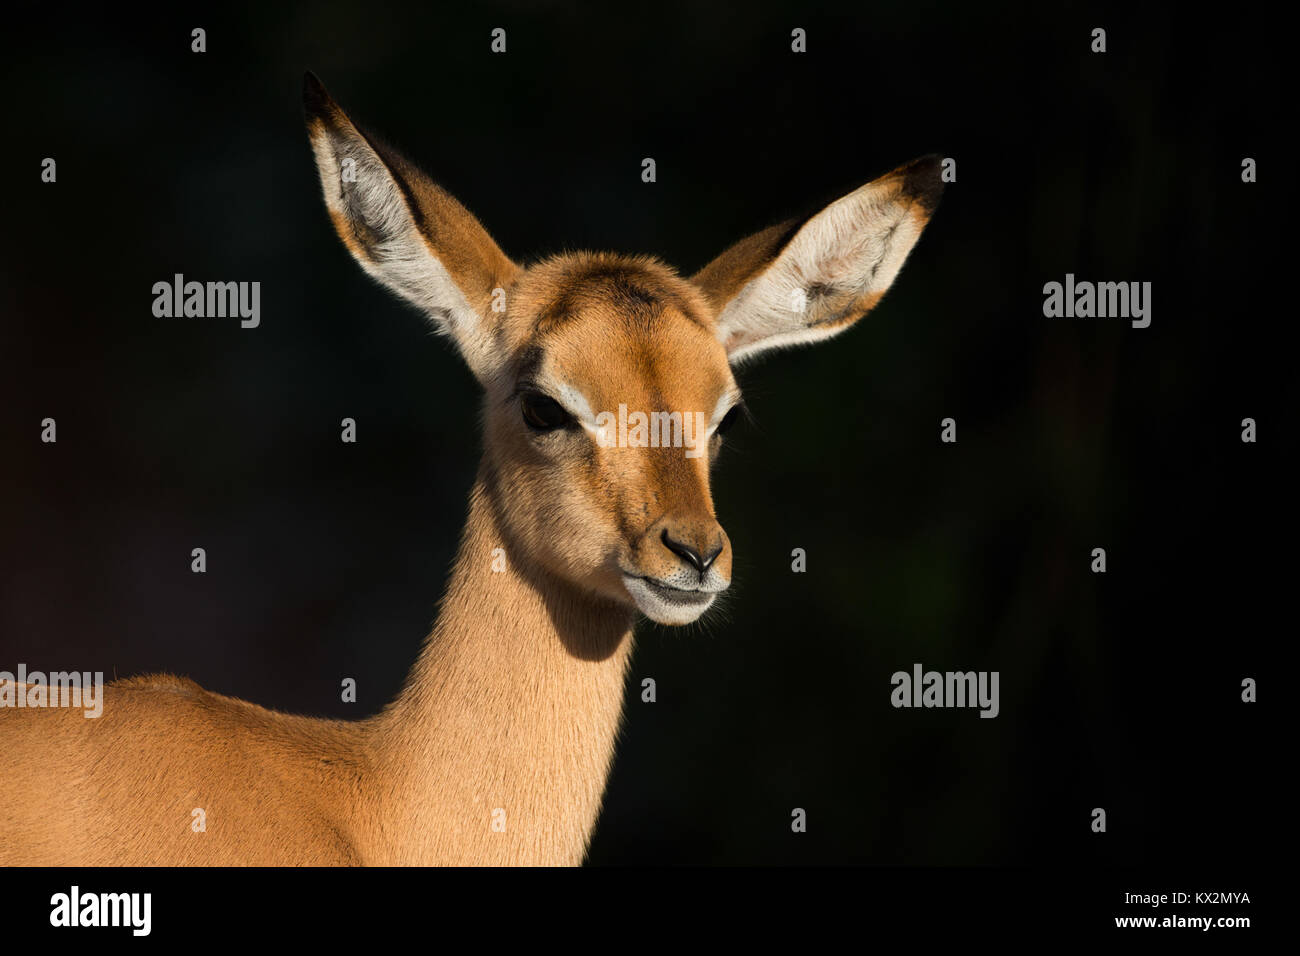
(660, 528, 723, 576)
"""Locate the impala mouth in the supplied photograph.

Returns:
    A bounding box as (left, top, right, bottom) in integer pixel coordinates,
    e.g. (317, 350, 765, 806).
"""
(621, 574, 717, 626)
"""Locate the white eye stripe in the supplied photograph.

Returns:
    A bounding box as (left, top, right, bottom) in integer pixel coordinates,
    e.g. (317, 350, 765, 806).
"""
(707, 390, 742, 435)
(552, 381, 598, 428)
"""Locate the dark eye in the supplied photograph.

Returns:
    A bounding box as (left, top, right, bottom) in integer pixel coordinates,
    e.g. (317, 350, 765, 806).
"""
(521, 393, 573, 431)
(716, 404, 742, 436)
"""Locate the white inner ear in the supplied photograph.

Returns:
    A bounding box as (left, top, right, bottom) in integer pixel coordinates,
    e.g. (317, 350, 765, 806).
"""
(310, 129, 493, 377)
(716, 182, 925, 364)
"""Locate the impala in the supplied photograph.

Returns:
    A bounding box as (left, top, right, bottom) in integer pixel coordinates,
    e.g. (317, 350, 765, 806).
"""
(0, 74, 942, 865)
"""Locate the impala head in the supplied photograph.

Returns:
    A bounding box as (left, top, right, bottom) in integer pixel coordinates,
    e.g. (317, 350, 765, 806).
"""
(304, 73, 942, 626)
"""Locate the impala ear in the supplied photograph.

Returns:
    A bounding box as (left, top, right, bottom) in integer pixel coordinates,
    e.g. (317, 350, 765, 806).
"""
(692, 156, 944, 364)
(303, 72, 520, 381)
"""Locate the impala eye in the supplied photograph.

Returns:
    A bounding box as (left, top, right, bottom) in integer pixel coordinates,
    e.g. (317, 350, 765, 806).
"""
(521, 393, 573, 431)
(716, 404, 742, 435)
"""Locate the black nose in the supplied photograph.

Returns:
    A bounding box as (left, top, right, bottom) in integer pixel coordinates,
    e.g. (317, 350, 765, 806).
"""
(661, 530, 723, 575)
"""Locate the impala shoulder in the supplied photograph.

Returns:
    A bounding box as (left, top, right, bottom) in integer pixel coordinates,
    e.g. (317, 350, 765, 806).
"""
(112, 672, 205, 696)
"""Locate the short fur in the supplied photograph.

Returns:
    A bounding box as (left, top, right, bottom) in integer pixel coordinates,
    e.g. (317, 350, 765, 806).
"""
(0, 74, 942, 865)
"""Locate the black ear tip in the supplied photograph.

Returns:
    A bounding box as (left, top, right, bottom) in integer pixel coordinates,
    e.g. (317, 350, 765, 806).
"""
(302, 71, 333, 120)
(895, 153, 946, 213)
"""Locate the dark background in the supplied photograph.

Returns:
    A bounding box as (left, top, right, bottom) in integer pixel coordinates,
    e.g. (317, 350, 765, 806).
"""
(0, 2, 1287, 865)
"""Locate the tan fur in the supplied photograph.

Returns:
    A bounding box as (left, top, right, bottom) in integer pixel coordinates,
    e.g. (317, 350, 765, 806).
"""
(0, 75, 942, 866)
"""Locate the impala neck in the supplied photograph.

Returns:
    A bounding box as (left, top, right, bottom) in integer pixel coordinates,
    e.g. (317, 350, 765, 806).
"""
(366, 464, 636, 865)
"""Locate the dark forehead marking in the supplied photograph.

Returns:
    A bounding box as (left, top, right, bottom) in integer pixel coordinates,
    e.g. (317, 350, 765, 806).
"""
(535, 263, 709, 334)
(512, 345, 545, 386)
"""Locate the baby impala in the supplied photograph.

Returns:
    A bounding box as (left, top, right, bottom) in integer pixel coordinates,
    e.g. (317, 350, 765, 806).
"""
(0, 74, 942, 866)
